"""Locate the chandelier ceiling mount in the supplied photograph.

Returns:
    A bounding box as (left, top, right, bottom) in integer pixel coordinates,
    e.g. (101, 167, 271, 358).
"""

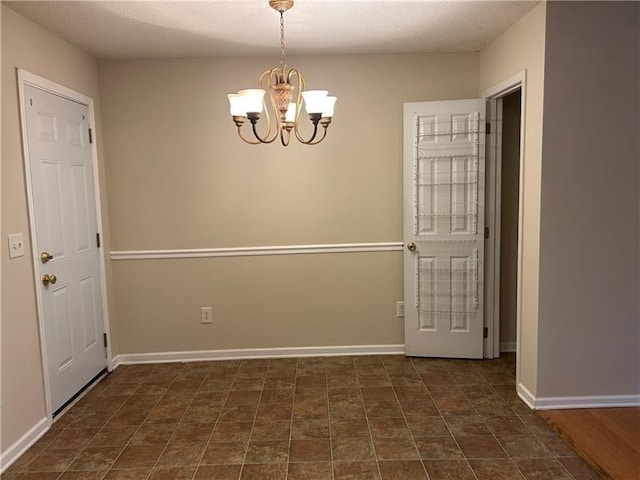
(268, 0, 294, 13)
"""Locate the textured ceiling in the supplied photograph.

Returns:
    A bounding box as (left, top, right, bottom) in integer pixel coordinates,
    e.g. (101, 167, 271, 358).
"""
(5, 0, 539, 59)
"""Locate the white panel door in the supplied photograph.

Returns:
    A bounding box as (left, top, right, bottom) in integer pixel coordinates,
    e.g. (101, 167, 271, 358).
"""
(24, 85, 106, 412)
(403, 99, 486, 359)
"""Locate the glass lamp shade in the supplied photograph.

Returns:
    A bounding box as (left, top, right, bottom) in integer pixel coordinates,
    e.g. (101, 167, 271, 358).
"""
(285, 102, 297, 122)
(321, 96, 337, 117)
(238, 89, 266, 113)
(301, 90, 329, 114)
(227, 94, 247, 116)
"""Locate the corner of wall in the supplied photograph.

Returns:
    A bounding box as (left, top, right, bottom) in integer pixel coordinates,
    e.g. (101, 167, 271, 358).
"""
(478, 1, 547, 398)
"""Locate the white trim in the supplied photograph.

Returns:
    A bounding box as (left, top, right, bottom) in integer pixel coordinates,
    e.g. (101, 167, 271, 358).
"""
(517, 382, 536, 410)
(0, 417, 50, 473)
(516, 383, 640, 410)
(16, 69, 112, 420)
(107, 351, 118, 371)
(482, 70, 527, 388)
(110, 242, 404, 260)
(113, 344, 405, 367)
(492, 98, 504, 359)
(18, 69, 53, 422)
(500, 341, 517, 352)
(84, 95, 115, 373)
(482, 71, 526, 99)
(534, 395, 640, 410)
(483, 97, 503, 359)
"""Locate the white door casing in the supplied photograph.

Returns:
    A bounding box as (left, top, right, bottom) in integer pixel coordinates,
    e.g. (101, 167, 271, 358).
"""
(403, 99, 486, 359)
(483, 70, 527, 381)
(22, 83, 106, 413)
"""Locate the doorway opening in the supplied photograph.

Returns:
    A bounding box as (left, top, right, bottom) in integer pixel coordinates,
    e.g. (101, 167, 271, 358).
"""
(483, 71, 526, 390)
(498, 90, 521, 356)
(400, 71, 526, 377)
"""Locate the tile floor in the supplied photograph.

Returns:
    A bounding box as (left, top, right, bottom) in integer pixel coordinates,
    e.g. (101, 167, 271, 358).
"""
(2, 354, 603, 479)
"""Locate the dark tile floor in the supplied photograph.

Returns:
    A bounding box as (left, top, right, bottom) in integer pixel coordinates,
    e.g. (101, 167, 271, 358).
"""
(2, 354, 603, 479)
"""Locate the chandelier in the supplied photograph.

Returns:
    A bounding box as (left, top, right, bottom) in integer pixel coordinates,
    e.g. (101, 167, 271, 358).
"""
(227, 0, 337, 146)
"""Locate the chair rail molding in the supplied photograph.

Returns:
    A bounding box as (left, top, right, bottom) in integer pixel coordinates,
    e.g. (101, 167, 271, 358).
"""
(110, 242, 404, 260)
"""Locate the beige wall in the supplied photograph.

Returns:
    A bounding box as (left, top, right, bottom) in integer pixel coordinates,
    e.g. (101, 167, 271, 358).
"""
(537, 1, 640, 397)
(479, 2, 546, 395)
(113, 253, 403, 353)
(0, 5, 111, 453)
(499, 90, 521, 346)
(98, 53, 479, 354)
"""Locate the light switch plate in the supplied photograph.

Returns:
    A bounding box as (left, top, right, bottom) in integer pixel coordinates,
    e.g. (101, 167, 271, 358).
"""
(8, 233, 25, 258)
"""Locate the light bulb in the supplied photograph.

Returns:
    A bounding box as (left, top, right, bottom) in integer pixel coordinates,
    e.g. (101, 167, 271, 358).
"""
(285, 103, 297, 122)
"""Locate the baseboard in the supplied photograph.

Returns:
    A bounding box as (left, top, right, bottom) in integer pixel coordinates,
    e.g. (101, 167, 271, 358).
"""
(516, 383, 640, 410)
(113, 344, 406, 367)
(0, 417, 50, 473)
(500, 341, 517, 353)
(534, 394, 640, 410)
(517, 382, 536, 409)
(107, 356, 117, 371)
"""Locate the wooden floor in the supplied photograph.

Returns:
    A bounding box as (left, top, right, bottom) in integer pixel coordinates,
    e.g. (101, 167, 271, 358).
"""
(539, 408, 640, 480)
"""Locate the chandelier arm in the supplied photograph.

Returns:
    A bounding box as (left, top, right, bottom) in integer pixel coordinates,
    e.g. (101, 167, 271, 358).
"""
(288, 69, 320, 144)
(263, 98, 273, 139)
(295, 120, 320, 144)
(280, 129, 291, 146)
(236, 126, 263, 145)
(259, 70, 274, 138)
(288, 69, 304, 127)
(307, 125, 329, 145)
(251, 120, 278, 144)
(286, 68, 303, 88)
(245, 69, 279, 144)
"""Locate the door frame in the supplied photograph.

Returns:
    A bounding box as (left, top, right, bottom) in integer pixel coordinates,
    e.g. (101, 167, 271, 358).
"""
(17, 69, 113, 420)
(482, 70, 526, 382)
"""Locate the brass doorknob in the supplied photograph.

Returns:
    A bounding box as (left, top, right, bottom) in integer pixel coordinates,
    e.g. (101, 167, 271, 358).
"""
(40, 251, 53, 263)
(407, 242, 417, 252)
(42, 274, 57, 286)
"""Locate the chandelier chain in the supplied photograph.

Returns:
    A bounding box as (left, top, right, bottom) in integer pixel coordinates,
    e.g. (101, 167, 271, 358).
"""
(280, 11, 286, 70)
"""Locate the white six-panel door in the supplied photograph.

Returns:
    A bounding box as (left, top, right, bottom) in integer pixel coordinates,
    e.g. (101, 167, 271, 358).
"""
(403, 99, 486, 359)
(24, 84, 106, 412)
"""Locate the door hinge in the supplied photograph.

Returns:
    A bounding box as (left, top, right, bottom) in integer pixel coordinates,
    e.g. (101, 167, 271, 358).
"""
(483, 327, 488, 339)
(486, 122, 491, 135)
(484, 227, 489, 239)
(88, 127, 93, 144)
(103, 333, 108, 348)
(96, 232, 101, 248)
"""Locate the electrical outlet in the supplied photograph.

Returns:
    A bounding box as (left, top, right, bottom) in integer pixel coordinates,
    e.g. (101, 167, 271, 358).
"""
(8, 233, 25, 258)
(396, 301, 405, 318)
(201, 307, 213, 324)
